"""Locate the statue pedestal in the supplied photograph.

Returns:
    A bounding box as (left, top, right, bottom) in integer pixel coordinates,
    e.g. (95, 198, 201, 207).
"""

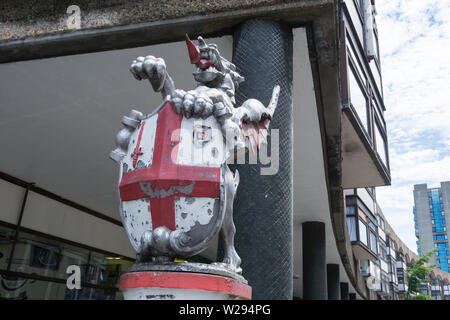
(119, 262, 251, 300)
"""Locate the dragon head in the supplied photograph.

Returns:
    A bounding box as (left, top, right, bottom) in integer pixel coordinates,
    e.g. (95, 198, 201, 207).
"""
(185, 34, 244, 89)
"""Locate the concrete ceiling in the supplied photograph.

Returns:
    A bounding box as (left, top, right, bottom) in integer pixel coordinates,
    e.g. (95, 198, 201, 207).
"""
(0, 36, 233, 221)
(0, 29, 362, 298)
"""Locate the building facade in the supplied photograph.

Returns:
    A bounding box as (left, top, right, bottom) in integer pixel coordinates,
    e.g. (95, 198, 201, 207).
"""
(413, 182, 450, 273)
(345, 186, 450, 300)
(0, 0, 437, 300)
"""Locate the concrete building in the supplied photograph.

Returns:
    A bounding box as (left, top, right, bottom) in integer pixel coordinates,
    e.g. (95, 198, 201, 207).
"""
(345, 186, 450, 300)
(413, 182, 450, 273)
(0, 0, 436, 300)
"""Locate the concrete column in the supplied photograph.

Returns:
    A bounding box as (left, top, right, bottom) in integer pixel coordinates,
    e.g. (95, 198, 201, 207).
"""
(340, 282, 349, 300)
(303, 222, 327, 300)
(327, 264, 340, 300)
(230, 20, 293, 300)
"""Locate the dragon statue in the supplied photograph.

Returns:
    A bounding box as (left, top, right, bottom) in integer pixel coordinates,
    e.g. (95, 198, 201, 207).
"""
(110, 35, 279, 274)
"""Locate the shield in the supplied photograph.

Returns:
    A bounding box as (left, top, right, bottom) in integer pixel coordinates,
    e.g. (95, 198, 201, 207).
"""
(117, 100, 226, 256)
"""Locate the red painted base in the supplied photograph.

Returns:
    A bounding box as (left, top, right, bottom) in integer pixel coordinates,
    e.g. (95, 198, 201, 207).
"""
(120, 271, 252, 300)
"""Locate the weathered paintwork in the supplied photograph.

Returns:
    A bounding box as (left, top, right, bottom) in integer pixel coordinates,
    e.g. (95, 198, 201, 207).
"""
(110, 35, 279, 274)
(118, 100, 226, 260)
(120, 271, 252, 300)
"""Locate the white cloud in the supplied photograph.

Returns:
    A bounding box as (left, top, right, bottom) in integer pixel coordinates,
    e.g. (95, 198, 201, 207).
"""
(375, 0, 450, 254)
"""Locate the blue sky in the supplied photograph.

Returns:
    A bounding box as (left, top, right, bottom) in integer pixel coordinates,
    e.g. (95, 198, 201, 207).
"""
(375, 0, 450, 252)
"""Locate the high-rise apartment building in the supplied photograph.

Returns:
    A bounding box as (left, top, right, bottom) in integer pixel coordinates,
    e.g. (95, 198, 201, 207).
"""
(413, 182, 450, 273)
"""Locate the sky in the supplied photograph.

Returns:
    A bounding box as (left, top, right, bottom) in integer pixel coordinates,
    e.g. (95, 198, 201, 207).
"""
(375, 0, 450, 252)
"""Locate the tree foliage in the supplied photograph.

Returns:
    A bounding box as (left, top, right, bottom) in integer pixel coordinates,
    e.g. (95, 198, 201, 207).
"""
(409, 293, 434, 300)
(406, 248, 437, 300)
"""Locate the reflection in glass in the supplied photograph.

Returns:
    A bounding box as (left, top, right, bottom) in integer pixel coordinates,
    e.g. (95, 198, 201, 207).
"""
(0, 275, 117, 300)
(375, 122, 387, 167)
(369, 231, 378, 254)
(347, 217, 357, 242)
(0, 226, 15, 270)
(359, 220, 368, 246)
(348, 67, 368, 133)
(9, 232, 89, 280)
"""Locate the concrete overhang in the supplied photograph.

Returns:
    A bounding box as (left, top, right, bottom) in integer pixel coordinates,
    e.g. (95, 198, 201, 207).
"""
(352, 242, 378, 261)
(0, 0, 335, 63)
(341, 107, 391, 189)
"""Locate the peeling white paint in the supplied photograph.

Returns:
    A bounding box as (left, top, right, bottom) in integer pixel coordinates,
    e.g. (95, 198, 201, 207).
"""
(122, 198, 152, 250)
(175, 197, 216, 231)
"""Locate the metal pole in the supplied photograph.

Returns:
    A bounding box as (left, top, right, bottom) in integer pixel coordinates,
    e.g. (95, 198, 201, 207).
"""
(7, 183, 32, 271)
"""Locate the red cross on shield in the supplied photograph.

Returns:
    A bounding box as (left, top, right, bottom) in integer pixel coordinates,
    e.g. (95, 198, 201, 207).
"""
(118, 101, 224, 251)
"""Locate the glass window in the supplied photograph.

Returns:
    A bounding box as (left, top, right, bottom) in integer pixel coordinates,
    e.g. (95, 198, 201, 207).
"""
(346, 205, 356, 215)
(347, 43, 364, 82)
(375, 121, 387, 167)
(88, 251, 133, 288)
(9, 232, 89, 280)
(0, 225, 15, 271)
(370, 231, 378, 254)
(0, 275, 117, 300)
(347, 217, 357, 242)
(0, 276, 67, 300)
(369, 221, 377, 232)
(348, 67, 368, 133)
(0, 228, 134, 300)
(372, 28, 380, 62)
(359, 219, 368, 246)
(379, 241, 387, 260)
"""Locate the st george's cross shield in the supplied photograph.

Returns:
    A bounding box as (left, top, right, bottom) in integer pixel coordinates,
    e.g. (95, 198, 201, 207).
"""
(117, 100, 226, 257)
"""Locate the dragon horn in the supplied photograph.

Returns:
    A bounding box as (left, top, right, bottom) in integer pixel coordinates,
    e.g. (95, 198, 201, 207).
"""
(185, 34, 200, 65)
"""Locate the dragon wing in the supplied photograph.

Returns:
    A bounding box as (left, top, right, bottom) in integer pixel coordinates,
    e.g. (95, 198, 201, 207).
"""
(234, 85, 280, 153)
